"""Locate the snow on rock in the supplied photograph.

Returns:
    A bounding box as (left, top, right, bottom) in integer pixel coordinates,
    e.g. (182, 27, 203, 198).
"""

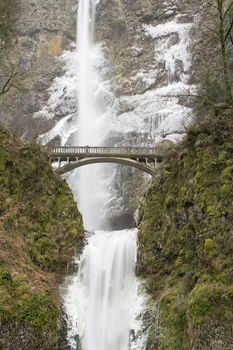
(144, 20, 192, 82)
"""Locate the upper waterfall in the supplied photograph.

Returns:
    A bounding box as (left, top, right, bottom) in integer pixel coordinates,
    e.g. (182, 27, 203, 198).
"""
(36, 0, 196, 229)
(71, 0, 108, 231)
(77, 0, 98, 146)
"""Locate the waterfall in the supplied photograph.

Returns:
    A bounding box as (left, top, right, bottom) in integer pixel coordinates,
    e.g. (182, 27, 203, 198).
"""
(63, 230, 144, 350)
(36, 0, 195, 348)
(62, 1, 145, 349)
(77, 0, 97, 146)
(72, 0, 105, 231)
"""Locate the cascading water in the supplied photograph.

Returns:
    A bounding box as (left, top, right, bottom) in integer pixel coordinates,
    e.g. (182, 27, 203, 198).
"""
(62, 1, 145, 349)
(77, 0, 97, 146)
(63, 230, 144, 350)
(72, 0, 102, 231)
(36, 0, 195, 348)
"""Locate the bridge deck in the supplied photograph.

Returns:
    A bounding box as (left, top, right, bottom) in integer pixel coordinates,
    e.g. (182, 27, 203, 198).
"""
(48, 146, 164, 175)
(50, 146, 163, 160)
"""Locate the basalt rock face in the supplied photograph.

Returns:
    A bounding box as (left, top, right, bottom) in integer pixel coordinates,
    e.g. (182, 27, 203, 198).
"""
(138, 112, 233, 350)
(1, 0, 199, 142)
(0, 124, 83, 349)
(0, 325, 53, 350)
(94, 0, 199, 225)
(1, 0, 201, 230)
(0, 0, 76, 140)
(96, 0, 198, 95)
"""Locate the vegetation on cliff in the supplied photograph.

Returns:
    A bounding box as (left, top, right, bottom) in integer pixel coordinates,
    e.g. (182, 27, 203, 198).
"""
(139, 108, 233, 349)
(0, 0, 16, 45)
(0, 124, 83, 348)
(139, 2, 233, 346)
(196, 0, 233, 106)
(0, 0, 21, 99)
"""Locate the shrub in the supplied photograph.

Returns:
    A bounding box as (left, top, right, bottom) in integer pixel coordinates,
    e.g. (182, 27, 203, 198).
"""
(188, 283, 224, 322)
(0, 267, 11, 285)
(112, 18, 126, 32)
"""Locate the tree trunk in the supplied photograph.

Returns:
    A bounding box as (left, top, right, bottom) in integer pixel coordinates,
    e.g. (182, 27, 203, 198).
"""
(218, 0, 233, 104)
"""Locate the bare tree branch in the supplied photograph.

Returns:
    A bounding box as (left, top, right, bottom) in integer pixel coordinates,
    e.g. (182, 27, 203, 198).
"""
(0, 68, 17, 95)
(223, 2, 233, 19)
(225, 17, 233, 41)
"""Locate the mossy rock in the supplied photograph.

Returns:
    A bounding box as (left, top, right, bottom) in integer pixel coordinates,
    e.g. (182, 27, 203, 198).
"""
(188, 283, 233, 324)
(0, 124, 84, 345)
(204, 238, 215, 251)
(138, 113, 233, 348)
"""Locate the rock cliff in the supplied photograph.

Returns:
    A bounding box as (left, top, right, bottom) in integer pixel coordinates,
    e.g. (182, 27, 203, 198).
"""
(0, 0, 232, 348)
(0, 124, 83, 349)
(138, 109, 233, 349)
(0, 0, 76, 139)
(96, 0, 197, 95)
(94, 0, 198, 225)
(0, 0, 199, 224)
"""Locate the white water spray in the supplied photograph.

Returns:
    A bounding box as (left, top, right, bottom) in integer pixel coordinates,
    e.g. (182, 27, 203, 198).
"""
(63, 1, 145, 349)
(64, 230, 144, 350)
(77, 0, 97, 146)
(72, 0, 105, 231)
(36, 0, 195, 348)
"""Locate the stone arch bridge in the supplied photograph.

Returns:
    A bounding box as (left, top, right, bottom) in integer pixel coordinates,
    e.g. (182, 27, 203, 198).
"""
(49, 146, 164, 176)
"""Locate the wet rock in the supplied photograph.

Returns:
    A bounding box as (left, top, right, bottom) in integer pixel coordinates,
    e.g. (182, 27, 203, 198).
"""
(0, 0, 77, 140)
(0, 325, 53, 350)
(107, 213, 136, 230)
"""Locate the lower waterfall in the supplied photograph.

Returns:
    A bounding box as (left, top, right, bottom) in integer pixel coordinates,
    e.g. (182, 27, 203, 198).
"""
(40, 0, 195, 347)
(59, 0, 146, 348)
(63, 229, 145, 350)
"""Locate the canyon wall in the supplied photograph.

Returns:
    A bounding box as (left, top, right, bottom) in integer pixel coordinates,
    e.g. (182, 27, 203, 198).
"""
(0, 0, 76, 139)
(0, 124, 83, 349)
(138, 110, 233, 349)
(0, 0, 199, 221)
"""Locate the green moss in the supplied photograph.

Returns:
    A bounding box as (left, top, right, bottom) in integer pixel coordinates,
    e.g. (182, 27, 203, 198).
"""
(218, 150, 228, 162)
(138, 113, 233, 348)
(188, 283, 233, 324)
(206, 206, 214, 215)
(165, 193, 177, 208)
(14, 293, 58, 332)
(0, 125, 83, 272)
(221, 166, 232, 180)
(204, 238, 215, 251)
(0, 267, 11, 285)
(0, 0, 17, 44)
(0, 124, 84, 342)
(112, 18, 127, 32)
(221, 183, 231, 196)
(159, 289, 189, 350)
(0, 266, 58, 335)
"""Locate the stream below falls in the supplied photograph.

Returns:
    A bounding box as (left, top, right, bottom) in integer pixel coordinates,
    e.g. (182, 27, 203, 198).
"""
(63, 229, 145, 350)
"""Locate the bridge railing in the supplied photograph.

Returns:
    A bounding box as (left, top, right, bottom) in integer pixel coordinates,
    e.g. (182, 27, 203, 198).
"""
(50, 146, 159, 156)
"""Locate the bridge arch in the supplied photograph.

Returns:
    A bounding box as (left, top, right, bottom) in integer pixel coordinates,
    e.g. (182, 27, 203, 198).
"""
(55, 157, 155, 175)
